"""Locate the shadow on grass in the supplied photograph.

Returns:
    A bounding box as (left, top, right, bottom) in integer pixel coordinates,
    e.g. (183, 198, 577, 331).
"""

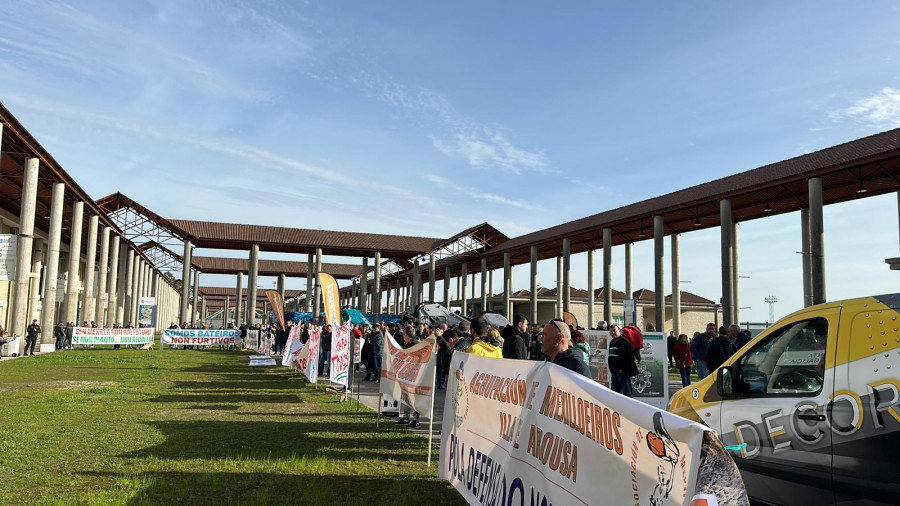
(82, 471, 465, 505)
(183, 404, 242, 411)
(122, 420, 429, 463)
(148, 393, 302, 404)
(170, 380, 303, 391)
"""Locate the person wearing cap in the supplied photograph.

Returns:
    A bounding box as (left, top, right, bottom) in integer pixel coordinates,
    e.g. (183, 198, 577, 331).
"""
(25, 319, 41, 356)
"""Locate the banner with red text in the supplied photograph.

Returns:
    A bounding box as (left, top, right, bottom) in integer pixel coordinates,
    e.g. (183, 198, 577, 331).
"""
(73, 327, 154, 346)
(282, 325, 303, 367)
(380, 332, 436, 415)
(163, 329, 241, 346)
(440, 354, 709, 506)
(330, 322, 351, 386)
(303, 328, 320, 383)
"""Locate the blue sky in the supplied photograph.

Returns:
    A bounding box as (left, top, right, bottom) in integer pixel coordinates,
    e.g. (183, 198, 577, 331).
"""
(1, 1, 899, 324)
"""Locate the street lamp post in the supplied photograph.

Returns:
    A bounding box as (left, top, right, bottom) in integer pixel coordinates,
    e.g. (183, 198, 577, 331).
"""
(765, 295, 778, 324)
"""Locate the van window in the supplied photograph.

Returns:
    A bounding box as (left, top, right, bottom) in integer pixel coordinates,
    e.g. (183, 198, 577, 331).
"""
(736, 317, 828, 396)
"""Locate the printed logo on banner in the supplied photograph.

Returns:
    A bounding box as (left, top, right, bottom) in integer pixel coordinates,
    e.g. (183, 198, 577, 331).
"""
(647, 412, 682, 504)
(451, 360, 470, 429)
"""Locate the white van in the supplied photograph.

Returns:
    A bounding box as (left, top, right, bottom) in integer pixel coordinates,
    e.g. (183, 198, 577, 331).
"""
(669, 294, 900, 505)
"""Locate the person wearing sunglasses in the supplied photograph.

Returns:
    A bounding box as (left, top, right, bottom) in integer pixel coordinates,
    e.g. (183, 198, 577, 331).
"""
(541, 319, 590, 377)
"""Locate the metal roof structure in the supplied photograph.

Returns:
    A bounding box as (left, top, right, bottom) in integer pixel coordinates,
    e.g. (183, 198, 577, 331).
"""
(482, 128, 900, 267)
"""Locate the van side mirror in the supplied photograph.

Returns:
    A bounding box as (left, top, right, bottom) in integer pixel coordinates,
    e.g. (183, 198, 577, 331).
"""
(717, 366, 735, 398)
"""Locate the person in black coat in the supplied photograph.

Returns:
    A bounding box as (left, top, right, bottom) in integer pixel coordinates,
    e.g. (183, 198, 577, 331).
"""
(501, 315, 530, 360)
(706, 326, 737, 372)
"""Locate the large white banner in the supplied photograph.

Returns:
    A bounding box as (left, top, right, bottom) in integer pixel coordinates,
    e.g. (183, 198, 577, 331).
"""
(72, 327, 154, 346)
(440, 354, 707, 506)
(282, 325, 302, 367)
(380, 333, 436, 416)
(303, 328, 320, 383)
(330, 322, 351, 386)
(162, 329, 241, 346)
(633, 332, 669, 410)
(0, 234, 17, 282)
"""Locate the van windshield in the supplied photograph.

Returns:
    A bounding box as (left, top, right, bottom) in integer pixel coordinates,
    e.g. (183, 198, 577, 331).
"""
(737, 318, 827, 396)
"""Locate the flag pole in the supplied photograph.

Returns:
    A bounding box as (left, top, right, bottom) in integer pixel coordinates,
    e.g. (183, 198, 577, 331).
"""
(377, 392, 383, 428)
(427, 339, 437, 467)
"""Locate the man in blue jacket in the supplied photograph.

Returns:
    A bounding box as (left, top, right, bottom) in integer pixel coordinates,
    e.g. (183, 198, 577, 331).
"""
(691, 323, 715, 380)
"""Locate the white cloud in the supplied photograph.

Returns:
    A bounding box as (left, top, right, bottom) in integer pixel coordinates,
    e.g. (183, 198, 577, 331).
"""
(831, 87, 900, 129)
(0, 0, 269, 102)
(431, 129, 549, 174)
(425, 174, 536, 209)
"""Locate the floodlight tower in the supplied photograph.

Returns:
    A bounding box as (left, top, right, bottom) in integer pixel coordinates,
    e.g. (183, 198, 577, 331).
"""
(765, 295, 778, 323)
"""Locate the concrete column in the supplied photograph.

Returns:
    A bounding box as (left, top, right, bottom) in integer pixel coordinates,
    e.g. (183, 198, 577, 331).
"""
(95, 226, 110, 325)
(672, 233, 681, 338)
(108, 235, 121, 326)
(503, 252, 511, 317)
(732, 223, 740, 325)
(305, 253, 314, 312)
(123, 248, 134, 325)
(800, 207, 812, 308)
(81, 215, 99, 323)
(64, 201, 84, 324)
(131, 257, 142, 324)
(191, 269, 200, 324)
(720, 199, 734, 327)
(277, 273, 286, 305)
(235, 272, 244, 324)
(530, 246, 538, 326)
(603, 228, 613, 324)
(480, 258, 487, 312)
(625, 242, 633, 298)
(562, 238, 571, 312)
(404, 276, 410, 309)
(179, 240, 192, 324)
(201, 297, 207, 326)
(351, 278, 358, 308)
(41, 183, 64, 344)
(313, 248, 323, 319)
(360, 256, 368, 312)
(428, 254, 436, 302)
(489, 270, 494, 298)
(224, 295, 230, 326)
(443, 267, 451, 305)
(808, 177, 826, 305)
(587, 248, 595, 329)
(654, 214, 665, 333)
(248, 244, 259, 325)
(461, 263, 468, 317)
(413, 258, 422, 305)
(555, 257, 563, 317)
(27, 240, 43, 325)
(374, 251, 381, 318)
(12, 158, 38, 345)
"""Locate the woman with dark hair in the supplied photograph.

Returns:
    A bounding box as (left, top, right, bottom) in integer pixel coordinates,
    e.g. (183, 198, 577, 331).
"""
(572, 330, 590, 368)
(673, 334, 694, 387)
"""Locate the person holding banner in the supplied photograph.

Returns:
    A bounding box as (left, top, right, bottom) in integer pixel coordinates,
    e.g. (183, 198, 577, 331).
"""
(541, 319, 590, 377)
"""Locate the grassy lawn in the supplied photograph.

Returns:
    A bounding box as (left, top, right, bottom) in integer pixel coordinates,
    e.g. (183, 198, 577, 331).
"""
(0, 349, 464, 505)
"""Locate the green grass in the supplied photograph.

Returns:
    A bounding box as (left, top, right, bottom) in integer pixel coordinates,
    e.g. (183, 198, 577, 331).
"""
(0, 349, 464, 505)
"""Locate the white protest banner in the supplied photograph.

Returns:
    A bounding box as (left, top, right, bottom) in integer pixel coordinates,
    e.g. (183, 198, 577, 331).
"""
(632, 331, 669, 410)
(0, 234, 17, 282)
(330, 322, 351, 386)
(162, 329, 241, 346)
(379, 332, 436, 416)
(303, 328, 320, 383)
(72, 327, 154, 346)
(440, 354, 707, 506)
(282, 325, 303, 367)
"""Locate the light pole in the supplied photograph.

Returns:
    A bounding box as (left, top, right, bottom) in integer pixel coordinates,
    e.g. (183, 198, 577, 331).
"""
(765, 295, 778, 324)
